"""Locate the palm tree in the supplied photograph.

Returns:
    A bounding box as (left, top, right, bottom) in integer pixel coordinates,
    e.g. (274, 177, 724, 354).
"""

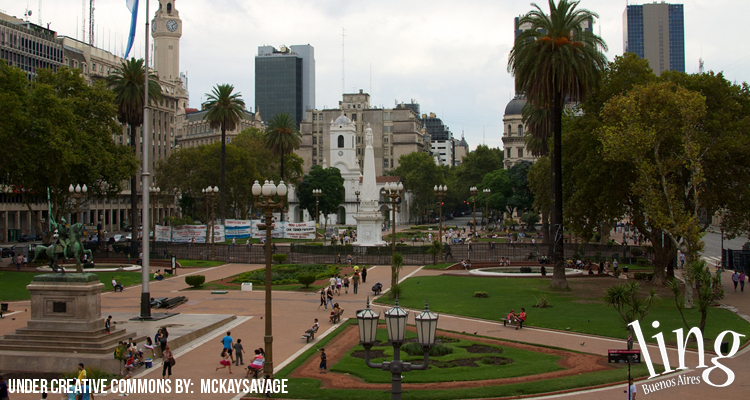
(203, 84, 245, 224)
(263, 112, 301, 221)
(522, 102, 552, 246)
(508, 0, 607, 289)
(107, 58, 162, 243)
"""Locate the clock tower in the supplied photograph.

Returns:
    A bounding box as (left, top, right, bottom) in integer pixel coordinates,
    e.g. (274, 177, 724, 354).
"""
(151, 0, 182, 81)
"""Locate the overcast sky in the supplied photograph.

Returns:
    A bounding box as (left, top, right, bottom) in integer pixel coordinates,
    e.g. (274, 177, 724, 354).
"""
(3, 0, 749, 150)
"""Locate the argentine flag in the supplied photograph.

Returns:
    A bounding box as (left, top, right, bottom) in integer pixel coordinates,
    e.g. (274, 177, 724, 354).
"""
(124, 0, 139, 59)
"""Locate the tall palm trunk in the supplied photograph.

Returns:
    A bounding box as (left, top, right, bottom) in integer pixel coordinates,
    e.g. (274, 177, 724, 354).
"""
(220, 124, 226, 224)
(130, 124, 138, 255)
(280, 154, 285, 222)
(551, 94, 567, 289)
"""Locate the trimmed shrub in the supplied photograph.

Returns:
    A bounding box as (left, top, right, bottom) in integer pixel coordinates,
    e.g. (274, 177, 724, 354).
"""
(473, 291, 489, 298)
(298, 274, 317, 288)
(272, 253, 287, 264)
(634, 272, 654, 281)
(519, 267, 532, 273)
(185, 275, 205, 287)
(402, 341, 453, 357)
(630, 248, 644, 257)
(389, 283, 403, 299)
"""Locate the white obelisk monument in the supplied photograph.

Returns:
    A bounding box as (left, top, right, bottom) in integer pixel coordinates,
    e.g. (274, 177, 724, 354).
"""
(354, 124, 385, 246)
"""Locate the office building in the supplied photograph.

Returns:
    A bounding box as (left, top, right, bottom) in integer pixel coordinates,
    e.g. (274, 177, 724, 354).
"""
(421, 112, 459, 166)
(255, 44, 315, 125)
(624, 2, 685, 74)
(0, 12, 64, 79)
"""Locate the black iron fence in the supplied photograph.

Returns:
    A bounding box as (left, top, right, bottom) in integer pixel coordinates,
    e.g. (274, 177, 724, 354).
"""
(724, 249, 750, 274)
(90, 241, 650, 266)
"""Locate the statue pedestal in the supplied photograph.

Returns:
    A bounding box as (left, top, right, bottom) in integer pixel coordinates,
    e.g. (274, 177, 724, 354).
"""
(354, 212, 385, 246)
(0, 273, 135, 373)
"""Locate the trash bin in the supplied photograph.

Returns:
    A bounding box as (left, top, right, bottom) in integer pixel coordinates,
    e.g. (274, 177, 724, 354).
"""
(721, 342, 729, 354)
(0, 303, 8, 311)
(241, 283, 253, 292)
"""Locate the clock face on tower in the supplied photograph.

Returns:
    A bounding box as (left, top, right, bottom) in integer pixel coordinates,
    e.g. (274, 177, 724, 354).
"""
(166, 20, 178, 32)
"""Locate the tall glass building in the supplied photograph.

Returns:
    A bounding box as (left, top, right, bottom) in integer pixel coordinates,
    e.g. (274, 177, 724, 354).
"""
(623, 3, 685, 74)
(255, 45, 315, 125)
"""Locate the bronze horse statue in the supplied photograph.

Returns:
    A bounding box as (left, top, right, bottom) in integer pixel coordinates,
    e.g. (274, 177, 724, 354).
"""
(32, 223, 93, 273)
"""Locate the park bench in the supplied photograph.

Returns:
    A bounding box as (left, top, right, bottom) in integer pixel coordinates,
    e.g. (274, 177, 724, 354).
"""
(302, 324, 319, 343)
(501, 318, 523, 329)
(150, 297, 168, 308)
(152, 296, 188, 309)
(248, 361, 265, 379)
(330, 308, 344, 323)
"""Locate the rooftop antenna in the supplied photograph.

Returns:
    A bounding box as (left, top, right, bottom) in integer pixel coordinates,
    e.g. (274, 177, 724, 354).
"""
(37, 0, 41, 26)
(342, 27, 346, 95)
(81, 0, 85, 43)
(89, 0, 95, 46)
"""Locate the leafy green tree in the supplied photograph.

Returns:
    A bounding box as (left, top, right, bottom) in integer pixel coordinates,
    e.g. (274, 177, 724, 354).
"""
(202, 84, 245, 223)
(506, 160, 535, 217)
(454, 145, 503, 200)
(527, 156, 551, 242)
(392, 152, 443, 223)
(508, 0, 608, 289)
(599, 81, 707, 281)
(478, 169, 512, 218)
(0, 64, 137, 240)
(523, 102, 552, 242)
(296, 166, 345, 229)
(107, 58, 162, 230)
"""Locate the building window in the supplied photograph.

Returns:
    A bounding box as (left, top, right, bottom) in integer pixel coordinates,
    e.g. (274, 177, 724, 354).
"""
(384, 158, 389, 168)
(506, 148, 511, 158)
(508, 124, 512, 135)
(313, 148, 317, 156)
(518, 124, 524, 136)
(517, 148, 524, 158)
(338, 135, 344, 148)
(352, 114, 357, 121)
(384, 137, 389, 144)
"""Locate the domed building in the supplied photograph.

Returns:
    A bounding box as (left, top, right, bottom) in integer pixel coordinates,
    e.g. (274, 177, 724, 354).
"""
(501, 95, 538, 169)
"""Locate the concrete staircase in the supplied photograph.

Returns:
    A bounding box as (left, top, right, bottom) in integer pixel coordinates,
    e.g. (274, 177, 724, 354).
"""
(0, 326, 145, 354)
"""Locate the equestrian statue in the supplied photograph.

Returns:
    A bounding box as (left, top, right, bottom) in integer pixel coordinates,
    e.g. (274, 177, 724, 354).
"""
(32, 213, 93, 273)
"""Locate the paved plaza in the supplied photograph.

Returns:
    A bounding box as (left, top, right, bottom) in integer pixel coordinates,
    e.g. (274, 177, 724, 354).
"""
(1, 254, 749, 399)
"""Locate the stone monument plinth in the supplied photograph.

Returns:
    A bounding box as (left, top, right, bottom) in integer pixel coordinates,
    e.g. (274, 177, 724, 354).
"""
(0, 273, 134, 373)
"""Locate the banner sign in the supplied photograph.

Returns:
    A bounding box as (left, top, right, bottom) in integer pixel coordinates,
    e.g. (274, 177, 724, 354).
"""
(284, 221, 316, 239)
(251, 220, 284, 239)
(172, 225, 208, 243)
(212, 224, 225, 243)
(225, 219, 251, 239)
(154, 225, 171, 242)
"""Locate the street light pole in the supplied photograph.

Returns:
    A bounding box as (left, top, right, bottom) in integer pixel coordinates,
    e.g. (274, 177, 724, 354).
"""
(252, 179, 287, 376)
(470, 186, 478, 235)
(68, 184, 88, 224)
(202, 186, 219, 258)
(149, 186, 161, 237)
(483, 188, 491, 230)
(357, 298, 438, 400)
(312, 189, 321, 242)
(384, 182, 404, 254)
(434, 185, 447, 262)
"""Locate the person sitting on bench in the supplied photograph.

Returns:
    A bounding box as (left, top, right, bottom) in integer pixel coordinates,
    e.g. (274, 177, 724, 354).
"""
(304, 319, 320, 337)
(112, 278, 124, 292)
(245, 349, 265, 378)
(154, 270, 164, 281)
(515, 308, 526, 330)
(329, 304, 343, 323)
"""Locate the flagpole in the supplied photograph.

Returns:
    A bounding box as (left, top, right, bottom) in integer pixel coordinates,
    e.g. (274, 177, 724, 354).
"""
(140, 0, 152, 320)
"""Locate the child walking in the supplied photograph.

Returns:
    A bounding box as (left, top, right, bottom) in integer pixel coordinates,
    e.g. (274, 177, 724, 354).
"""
(319, 348, 327, 373)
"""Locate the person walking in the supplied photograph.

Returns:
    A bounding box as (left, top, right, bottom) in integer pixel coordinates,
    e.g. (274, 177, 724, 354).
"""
(326, 287, 334, 309)
(105, 315, 113, 334)
(732, 271, 740, 292)
(234, 339, 244, 366)
(740, 272, 746, 292)
(352, 272, 359, 294)
(343, 275, 350, 294)
(0, 375, 8, 400)
(361, 266, 368, 283)
(221, 331, 234, 363)
(319, 348, 327, 374)
(318, 287, 327, 309)
(162, 345, 174, 379)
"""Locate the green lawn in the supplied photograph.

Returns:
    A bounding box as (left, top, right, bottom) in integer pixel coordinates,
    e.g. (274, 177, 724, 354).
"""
(332, 329, 564, 383)
(422, 262, 455, 270)
(0, 271, 155, 301)
(176, 259, 225, 268)
(247, 319, 653, 400)
(376, 275, 750, 348)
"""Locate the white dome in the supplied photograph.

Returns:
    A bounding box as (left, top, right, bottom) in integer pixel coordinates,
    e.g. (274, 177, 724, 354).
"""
(334, 114, 351, 125)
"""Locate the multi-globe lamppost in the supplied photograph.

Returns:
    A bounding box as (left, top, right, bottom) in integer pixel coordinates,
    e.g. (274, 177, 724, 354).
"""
(149, 185, 161, 237)
(357, 298, 439, 400)
(312, 188, 322, 242)
(68, 184, 88, 224)
(252, 179, 288, 376)
(434, 185, 447, 262)
(384, 182, 404, 254)
(470, 186, 478, 235)
(202, 186, 219, 258)
(483, 188, 491, 229)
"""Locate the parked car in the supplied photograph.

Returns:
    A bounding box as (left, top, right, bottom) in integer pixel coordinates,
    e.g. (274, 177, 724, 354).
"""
(18, 235, 39, 242)
(0, 246, 15, 258)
